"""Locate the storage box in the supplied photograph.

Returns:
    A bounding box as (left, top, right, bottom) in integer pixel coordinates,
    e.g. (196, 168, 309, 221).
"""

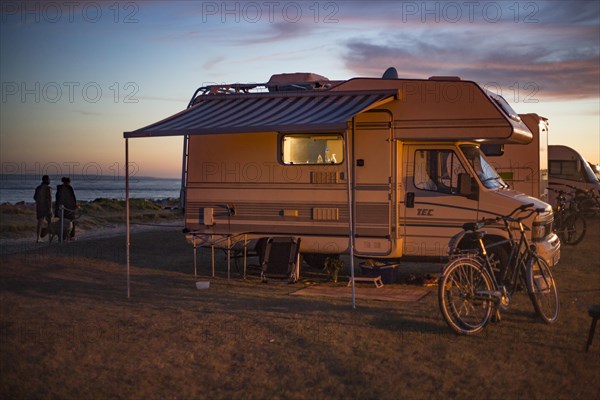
(359, 263, 400, 284)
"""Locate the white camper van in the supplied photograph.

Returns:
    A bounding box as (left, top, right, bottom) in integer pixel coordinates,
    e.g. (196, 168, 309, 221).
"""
(590, 162, 600, 181)
(125, 72, 561, 268)
(482, 114, 549, 202)
(548, 145, 600, 199)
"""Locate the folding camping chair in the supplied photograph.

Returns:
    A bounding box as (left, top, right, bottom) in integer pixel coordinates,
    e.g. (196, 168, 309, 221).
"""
(260, 237, 301, 283)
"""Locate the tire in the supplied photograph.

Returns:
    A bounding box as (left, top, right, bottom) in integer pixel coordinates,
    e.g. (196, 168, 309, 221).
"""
(562, 213, 586, 245)
(526, 255, 559, 324)
(438, 258, 495, 335)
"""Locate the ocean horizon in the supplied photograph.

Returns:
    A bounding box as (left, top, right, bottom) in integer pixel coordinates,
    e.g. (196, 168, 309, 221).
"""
(0, 174, 181, 204)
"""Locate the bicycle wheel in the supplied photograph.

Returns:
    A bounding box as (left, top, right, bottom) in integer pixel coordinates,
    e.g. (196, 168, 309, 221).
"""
(579, 198, 599, 218)
(561, 213, 586, 245)
(526, 255, 559, 323)
(438, 258, 495, 335)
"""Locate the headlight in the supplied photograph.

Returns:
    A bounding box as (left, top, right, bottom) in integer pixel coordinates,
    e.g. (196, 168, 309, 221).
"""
(532, 224, 544, 240)
(532, 219, 552, 241)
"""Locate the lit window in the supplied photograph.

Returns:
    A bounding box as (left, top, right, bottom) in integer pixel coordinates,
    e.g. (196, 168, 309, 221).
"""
(281, 134, 344, 165)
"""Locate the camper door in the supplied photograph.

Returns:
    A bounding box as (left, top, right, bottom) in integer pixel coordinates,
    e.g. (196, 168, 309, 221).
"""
(353, 111, 394, 255)
(401, 144, 479, 258)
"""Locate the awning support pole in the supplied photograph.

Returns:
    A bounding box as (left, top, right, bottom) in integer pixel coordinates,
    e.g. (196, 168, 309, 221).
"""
(243, 234, 247, 279)
(227, 236, 231, 280)
(126, 138, 131, 299)
(344, 128, 356, 309)
(211, 235, 215, 277)
(180, 135, 188, 213)
(193, 237, 198, 279)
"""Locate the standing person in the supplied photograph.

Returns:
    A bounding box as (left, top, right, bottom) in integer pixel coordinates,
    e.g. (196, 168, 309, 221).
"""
(33, 175, 52, 243)
(55, 177, 77, 241)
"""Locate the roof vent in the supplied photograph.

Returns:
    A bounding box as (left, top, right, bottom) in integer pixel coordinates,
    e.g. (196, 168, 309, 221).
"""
(267, 72, 330, 92)
(382, 67, 399, 79)
(428, 76, 462, 81)
(268, 72, 329, 84)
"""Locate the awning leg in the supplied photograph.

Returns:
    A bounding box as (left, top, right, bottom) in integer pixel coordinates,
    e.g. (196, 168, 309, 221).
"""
(344, 128, 356, 309)
(126, 138, 131, 299)
(193, 237, 198, 279)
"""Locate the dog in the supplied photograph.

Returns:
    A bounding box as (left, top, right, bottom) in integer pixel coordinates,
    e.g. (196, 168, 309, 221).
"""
(40, 219, 73, 243)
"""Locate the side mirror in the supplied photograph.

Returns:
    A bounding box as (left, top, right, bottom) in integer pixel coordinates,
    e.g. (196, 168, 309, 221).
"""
(480, 144, 504, 157)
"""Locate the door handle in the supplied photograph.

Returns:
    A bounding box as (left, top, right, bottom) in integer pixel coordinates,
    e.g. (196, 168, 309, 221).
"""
(406, 192, 415, 208)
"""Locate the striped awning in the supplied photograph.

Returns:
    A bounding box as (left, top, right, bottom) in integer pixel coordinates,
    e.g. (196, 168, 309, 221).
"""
(124, 89, 397, 138)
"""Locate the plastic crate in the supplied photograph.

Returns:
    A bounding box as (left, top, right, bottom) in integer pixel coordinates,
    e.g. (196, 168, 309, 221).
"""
(359, 263, 399, 284)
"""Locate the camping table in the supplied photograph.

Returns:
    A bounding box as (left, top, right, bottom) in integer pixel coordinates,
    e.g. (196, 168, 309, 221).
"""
(190, 233, 250, 280)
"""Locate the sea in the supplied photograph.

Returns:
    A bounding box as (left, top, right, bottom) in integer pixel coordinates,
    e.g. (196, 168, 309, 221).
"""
(0, 174, 181, 204)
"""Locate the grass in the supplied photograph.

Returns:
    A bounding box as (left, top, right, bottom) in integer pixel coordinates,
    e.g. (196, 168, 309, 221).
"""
(0, 217, 599, 399)
(0, 198, 180, 239)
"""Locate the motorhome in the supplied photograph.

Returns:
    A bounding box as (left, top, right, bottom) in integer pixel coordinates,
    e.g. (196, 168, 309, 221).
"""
(482, 114, 549, 203)
(590, 162, 600, 181)
(548, 145, 600, 202)
(124, 71, 561, 268)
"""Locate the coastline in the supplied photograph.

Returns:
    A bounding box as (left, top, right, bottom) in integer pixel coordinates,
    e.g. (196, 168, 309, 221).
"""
(0, 174, 181, 204)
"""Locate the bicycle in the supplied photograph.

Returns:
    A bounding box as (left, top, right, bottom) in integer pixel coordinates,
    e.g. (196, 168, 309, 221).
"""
(550, 187, 586, 245)
(438, 204, 559, 335)
(567, 184, 600, 218)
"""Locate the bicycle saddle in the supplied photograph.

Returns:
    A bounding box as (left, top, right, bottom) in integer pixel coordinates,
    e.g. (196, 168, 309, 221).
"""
(462, 221, 484, 232)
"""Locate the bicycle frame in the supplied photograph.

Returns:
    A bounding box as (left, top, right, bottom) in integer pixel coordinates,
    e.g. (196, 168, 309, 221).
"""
(464, 208, 540, 306)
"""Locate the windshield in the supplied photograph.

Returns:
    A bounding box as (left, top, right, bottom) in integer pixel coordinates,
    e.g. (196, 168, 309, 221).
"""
(460, 145, 507, 189)
(582, 159, 600, 183)
(590, 162, 600, 181)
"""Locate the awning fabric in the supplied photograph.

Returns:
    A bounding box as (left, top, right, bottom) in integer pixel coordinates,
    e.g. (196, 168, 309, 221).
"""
(124, 89, 397, 138)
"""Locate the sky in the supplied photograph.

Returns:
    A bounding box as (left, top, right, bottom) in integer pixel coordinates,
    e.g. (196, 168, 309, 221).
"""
(1, 0, 599, 179)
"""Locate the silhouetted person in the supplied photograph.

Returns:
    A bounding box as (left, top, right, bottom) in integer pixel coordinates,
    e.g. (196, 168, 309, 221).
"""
(34, 175, 52, 242)
(55, 177, 77, 240)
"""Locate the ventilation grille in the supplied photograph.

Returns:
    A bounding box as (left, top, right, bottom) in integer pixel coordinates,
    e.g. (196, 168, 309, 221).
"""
(310, 171, 339, 184)
(312, 207, 339, 221)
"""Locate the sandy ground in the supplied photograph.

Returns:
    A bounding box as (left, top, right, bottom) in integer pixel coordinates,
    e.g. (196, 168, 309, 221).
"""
(1, 216, 599, 399)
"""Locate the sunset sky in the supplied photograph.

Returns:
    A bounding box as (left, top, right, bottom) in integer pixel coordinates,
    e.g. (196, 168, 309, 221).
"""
(1, 1, 599, 178)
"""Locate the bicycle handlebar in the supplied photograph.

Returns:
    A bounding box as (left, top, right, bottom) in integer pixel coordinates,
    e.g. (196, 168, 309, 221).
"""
(562, 184, 597, 196)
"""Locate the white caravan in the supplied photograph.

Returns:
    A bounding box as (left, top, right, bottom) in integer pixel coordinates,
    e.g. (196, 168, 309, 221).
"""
(125, 71, 561, 267)
(548, 145, 600, 202)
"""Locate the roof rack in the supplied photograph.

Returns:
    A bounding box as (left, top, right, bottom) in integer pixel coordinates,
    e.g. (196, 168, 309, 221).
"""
(187, 77, 342, 108)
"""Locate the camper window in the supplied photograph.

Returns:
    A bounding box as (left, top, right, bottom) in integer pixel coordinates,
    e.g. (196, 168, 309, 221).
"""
(489, 93, 521, 122)
(280, 134, 344, 165)
(549, 160, 583, 181)
(414, 150, 467, 194)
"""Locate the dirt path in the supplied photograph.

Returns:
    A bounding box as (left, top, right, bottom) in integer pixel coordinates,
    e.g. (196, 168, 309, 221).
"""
(0, 220, 183, 256)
